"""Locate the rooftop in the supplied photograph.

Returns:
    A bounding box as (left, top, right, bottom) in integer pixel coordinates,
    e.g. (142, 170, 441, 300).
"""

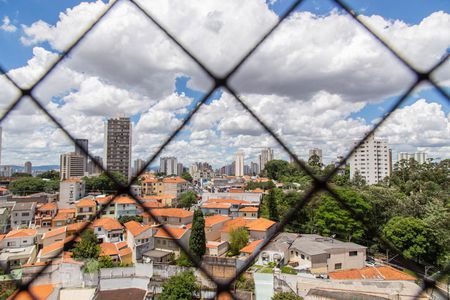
(124, 220, 152, 237)
(12, 202, 36, 211)
(329, 266, 416, 281)
(154, 226, 189, 239)
(75, 199, 96, 208)
(92, 217, 123, 231)
(6, 228, 37, 238)
(204, 215, 231, 227)
(37, 202, 57, 211)
(239, 207, 259, 212)
(42, 226, 66, 240)
(290, 234, 366, 256)
(240, 239, 263, 254)
(246, 218, 276, 231)
(9, 284, 54, 300)
(151, 208, 193, 218)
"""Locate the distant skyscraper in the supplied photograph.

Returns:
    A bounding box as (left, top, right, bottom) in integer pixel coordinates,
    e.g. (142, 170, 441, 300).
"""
(24, 161, 32, 174)
(60, 152, 85, 180)
(74, 139, 89, 170)
(309, 148, 323, 165)
(160, 157, 177, 175)
(250, 162, 259, 176)
(259, 148, 274, 173)
(177, 163, 184, 176)
(134, 158, 146, 176)
(104, 116, 132, 181)
(88, 156, 103, 175)
(235, 150, 244, 177)
(349, 134, 391, 185)
(397, 151, 427, 164)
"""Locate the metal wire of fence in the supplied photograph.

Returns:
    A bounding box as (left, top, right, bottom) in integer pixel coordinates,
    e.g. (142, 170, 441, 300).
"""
(0, 0, 448, 299)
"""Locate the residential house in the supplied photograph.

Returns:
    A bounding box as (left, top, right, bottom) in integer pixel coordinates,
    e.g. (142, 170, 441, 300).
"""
(252, 232, 298, 266)
(148, 208, 193, 225)
(35, 202, 58, 228)
(238, 207, 258, 219)
(92, 217, 124, 243)
(114, 196, 138, 218)
(124, 220, 154, 262)
(289, 234, 367, 274)
(220, 217, 250, 242)
(141, 194, 175, 207)
(0, 229, 38, 269)
(11, 202, 36, 229)
(37, 238, 72, 263)
(141, 178, 162, 196)
(239, 239, 263, 259)
(201, 202, 231, 216)
(100, 241, 133, 264)
(204, 215, 231, 241)
(161, 177, 188, 198)
(52, 208, 76, 227)
(41, 227, 67, 247)
(153, 226, 190, 257)
(246, 218, 277, 240)
(75, 199, 96, 221)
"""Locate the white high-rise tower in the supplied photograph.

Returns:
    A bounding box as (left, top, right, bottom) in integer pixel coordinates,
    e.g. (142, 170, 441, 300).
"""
(235, 150, 245, 177)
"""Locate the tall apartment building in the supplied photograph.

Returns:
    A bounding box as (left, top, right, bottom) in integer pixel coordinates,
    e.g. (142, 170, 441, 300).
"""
(235, 150, 244, 177)
(24, 161, 32, 174)
(104, 117, 132, 181)
(160, 157, 177, 175)
(59, 179, 85, 208)
(60, 152, 85, 180)
(259, 148, 274, 173)
(309, 148, 323, 165)
(133, 158, 146, 176)
(397, 152, 427, 164)
(177, 163, 183, 176)
(88, 156, 103, 175)
(74, 139, 89, 170)
(349, 135, 391, 185)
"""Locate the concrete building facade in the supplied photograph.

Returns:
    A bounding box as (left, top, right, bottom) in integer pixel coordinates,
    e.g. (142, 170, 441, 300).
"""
(104, 116, 132, 181)
(60, 152, 85, 180)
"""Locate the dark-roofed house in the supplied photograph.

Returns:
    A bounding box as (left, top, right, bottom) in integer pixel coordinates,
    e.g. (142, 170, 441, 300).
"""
(11, 202, 36, 229)
(289, 234, 366, 274)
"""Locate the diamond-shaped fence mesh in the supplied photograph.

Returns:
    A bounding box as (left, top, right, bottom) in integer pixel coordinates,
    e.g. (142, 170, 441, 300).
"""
(0, 0, 448, 299)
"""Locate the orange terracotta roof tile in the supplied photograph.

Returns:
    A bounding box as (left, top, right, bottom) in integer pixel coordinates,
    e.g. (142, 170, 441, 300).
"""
(329, 266, 416, 281)
(124, 221, 152, 237)
(92, 217, 123, 231)
(239, 207, 259, 212)
(162, 177, 187, 184)
(229, 188, 245, 193)
(9, 284, 54, 300)
(240, 239, 263, 254)
(96, 196, 114, 205)
(142, 201, 164, 209)
(154, 226, 189, 239)
(221, 217, 249, 233)
(142, 194, 176, 200)
(251, 188, 265, 193)
(75, 199, 96, 208)
(38, 202, 57, 211)
(119, 247, 132, 257)
(115, 196, 137, 205)
(201, 202, 232, 209)
(100, 242, 119, 256)
(6, 228, 37, 238)
(207, 198, 249, 204)
(40, 240, 65, 256)
(42, 227, 66, 240)
(204, 215, 231, 227)
(143, 178, 159, 183)
(151, 208, 193, 218)
(67, 222, 88, 233)
(116, 241, 128, 249)
(246, 218, 276, 231)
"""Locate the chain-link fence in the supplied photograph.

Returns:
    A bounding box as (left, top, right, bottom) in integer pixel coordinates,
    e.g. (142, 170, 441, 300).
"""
(0, 0, 449, 299)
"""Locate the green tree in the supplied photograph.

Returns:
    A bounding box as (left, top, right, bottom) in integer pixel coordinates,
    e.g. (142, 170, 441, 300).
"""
(83, 171, 127, 193)
(37, 170, 60, 180)
(175, 250, 192, 267)
(98, 255, 115, 268)
(308, 153, 323, 169)
(382, 216, 438, 264)
(12, 172, 32, 178)
(264, 160, 291, 180)
(272, 292, 303, 300)
(159, 270, 199, 300)
(189, 210, 206, 259)
(229, 227, 249, 256)
(181, 171, 193, 182)
(178, 191, 197, 208)
(267, 188, 280, 222)
(313, 189, 371, 240)
(8, 177, 46, 195)
(72, 229, 100, 260)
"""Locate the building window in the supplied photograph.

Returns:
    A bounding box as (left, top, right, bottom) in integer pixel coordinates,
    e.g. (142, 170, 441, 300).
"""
(335, 263, 342, 270)
(349, 251, 358, 256)
(301, 254, 305, 259)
